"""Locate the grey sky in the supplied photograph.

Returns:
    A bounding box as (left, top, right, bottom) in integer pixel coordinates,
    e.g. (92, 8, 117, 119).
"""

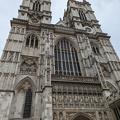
(0, 0, 120, 58)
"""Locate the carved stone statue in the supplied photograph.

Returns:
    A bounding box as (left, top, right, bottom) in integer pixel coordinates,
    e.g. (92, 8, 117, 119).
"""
(59, 113, 63, 120)
(53, 113, 57, 120)
(74, 93, 78, 102)
(99, 112, 103, 120)
(104, 112, 109, 120)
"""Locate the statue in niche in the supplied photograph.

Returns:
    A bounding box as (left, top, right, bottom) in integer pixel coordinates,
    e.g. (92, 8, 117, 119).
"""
(58, 93, 63, 103)
(99, 96, 104, 103)
(53, 113, 57, 120)
(78, 93, 83, 103)
(104, 112, 109, 120)
(53, 93, 56, 103)
(93, 95, 98, 103)
(63, 93, 68, 103)
(59, 113, 63, 120)
(89, 95, 93, 103)
(69, 93, 73, 103)
(74, 93, 78, 102)
(84, 95, 89, 103)
(99, 112, 103, 120)
(101, 65, 110, 78)
(16, 27, 20, 33)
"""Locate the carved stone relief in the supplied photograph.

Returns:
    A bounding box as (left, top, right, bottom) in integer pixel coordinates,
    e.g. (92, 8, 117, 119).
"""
(100, 64, 110, 78)
(20, 57, 37, 75)
(52, 82, 105, 109)
(11, 26, 25, 34)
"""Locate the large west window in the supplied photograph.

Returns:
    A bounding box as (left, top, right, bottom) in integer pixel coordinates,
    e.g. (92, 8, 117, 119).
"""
(55, 39, 81, 76)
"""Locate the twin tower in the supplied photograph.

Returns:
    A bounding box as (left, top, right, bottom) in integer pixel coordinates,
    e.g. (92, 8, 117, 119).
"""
(0, 0, 120, 120)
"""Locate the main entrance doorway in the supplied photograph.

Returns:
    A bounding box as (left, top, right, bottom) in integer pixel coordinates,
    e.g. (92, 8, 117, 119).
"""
(73, 115, 90, 120)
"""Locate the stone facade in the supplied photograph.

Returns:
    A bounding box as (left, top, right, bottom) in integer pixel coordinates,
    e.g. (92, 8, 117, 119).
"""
(0, 0, 120, 120)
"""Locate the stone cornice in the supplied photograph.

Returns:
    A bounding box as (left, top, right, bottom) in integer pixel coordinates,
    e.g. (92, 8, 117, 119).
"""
(51, 74, 100, 85)
(10, 19, 111, 39)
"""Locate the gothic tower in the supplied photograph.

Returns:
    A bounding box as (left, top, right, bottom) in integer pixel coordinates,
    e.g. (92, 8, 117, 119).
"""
(0, 0, 120, 120)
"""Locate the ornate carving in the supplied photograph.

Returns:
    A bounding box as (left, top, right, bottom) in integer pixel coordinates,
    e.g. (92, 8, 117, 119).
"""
(20, 58, 37, 75)
(101, 64, 110, 78)
(52, 82, 104, 109)
(59, 112, 64, 120)
(28, 12, 43, 25)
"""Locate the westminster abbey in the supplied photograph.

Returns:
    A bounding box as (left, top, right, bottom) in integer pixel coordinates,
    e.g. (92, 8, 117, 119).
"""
(0, 0, 120, 120)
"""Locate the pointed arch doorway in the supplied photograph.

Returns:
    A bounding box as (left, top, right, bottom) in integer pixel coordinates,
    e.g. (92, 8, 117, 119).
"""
(73, 115, 90, 120)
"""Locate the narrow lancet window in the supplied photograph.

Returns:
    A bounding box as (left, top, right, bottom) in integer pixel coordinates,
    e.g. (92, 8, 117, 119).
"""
(23, 89, 32, 118)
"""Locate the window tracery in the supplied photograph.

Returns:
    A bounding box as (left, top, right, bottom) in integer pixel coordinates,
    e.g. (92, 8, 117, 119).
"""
(54, 39, 81, 76)
(25, 34, 38, 48)
(79, 9, 87, 21)
(33, 0, 41, 12)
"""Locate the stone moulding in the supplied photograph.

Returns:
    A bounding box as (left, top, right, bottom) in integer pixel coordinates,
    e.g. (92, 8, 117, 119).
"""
(51, 74, 100, 84)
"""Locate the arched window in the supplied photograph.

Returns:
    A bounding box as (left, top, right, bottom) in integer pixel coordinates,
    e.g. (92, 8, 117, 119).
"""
(54, 39, 81, 76)
(79, 9, 87, 21)
(25, 34, 38, 48)
(13, 80, 34, 119)
(23, 89, 32, 118)
(33, 0, 41, 12)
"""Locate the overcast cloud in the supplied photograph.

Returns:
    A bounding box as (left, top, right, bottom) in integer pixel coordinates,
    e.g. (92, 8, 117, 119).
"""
(0, 0, 120, 58)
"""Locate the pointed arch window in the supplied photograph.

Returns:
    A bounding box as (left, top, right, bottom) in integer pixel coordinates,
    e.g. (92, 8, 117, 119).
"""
(79, 9, 87, 21)
(33, 1, 41, 12)
(25, 34, 38, 48)
(23, 89, 32, 118)
(54, 39, 81, 76)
